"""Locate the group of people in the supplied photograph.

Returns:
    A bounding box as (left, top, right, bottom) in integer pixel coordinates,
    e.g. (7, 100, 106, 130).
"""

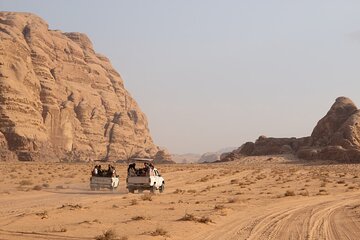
(127, 162, 154, 177)
(92, 164, 117, 177)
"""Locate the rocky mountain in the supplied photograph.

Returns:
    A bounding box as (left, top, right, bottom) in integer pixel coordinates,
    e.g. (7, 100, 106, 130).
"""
(171, 153, 201, 164)
(0, 12, 160, 161)
(222, 97, 360, 162)
(197, 147, 236, 163)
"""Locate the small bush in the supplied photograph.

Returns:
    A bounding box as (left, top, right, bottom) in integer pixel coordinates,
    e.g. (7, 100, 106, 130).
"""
(130, 199, 138, 205)
(214, 204, 225, 210)
(178, 213, 212, 224)
(284, 190, 296, 197)
(228, 197, 238, 203)
(141, 193, 153, 201)
(131, 216, 146, 221)
(150, 227, 168, 236)
(19, 180, 33, 186)
(33, 185, 42, 191)
(173, 189, 185, 194)
(230, 179, 239, 184)
(95, 229, 127, 240)
(178, 213, 196, 221)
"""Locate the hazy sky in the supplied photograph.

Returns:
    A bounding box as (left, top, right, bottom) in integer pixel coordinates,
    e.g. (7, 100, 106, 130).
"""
(2, 1, 360, 154)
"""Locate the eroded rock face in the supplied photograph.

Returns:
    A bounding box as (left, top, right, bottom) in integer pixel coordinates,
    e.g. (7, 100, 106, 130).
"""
(153, 149, 175, 164)
(0, 12, 158, 161)
(311, 97, 358, 147)
(223, 97, 360, 162)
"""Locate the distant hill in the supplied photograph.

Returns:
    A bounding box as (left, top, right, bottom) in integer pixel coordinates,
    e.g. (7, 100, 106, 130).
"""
(197, 147, 237, 163)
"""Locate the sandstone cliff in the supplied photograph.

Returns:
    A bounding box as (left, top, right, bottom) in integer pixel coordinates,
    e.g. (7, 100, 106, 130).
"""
(0, 12, 159, 161)
(222, 97, 360, 162)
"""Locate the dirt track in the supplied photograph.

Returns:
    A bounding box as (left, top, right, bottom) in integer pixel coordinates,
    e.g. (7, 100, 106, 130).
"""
(1, 156, 360, 240)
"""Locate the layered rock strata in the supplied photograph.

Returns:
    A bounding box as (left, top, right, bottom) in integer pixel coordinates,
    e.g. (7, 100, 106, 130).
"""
(0, 12, 159, 161)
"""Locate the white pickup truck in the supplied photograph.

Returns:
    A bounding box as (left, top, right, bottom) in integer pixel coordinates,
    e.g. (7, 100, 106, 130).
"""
(90, 164, 119, 191)
(90, 176, 119, 191)
(126, 158, 165, 193)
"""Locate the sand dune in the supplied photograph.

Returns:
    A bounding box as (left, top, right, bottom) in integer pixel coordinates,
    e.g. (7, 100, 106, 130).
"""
(1, 156, 360, 239)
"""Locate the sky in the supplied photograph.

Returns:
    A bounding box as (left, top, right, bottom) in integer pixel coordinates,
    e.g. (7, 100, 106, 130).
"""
(1, 1, 360, 154)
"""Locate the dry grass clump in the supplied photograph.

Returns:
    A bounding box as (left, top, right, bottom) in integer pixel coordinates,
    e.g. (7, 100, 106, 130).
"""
(130, 199, 138, 205)
(298, 190, 309, 196)
(36, 210, 48, 219)
(149, 227, 168, 236)
(173, 189, 185, 194)
(131, 215, 148, 221)
(227, 197, 238, 203)
(284, 190, 296, 197)
(19, 180, 33, 186)
(178, 213, 213, 224)
(141, 193, 153, 201)
(337, 180, 346, 184)
(230, 179, 239, 184)
(214, 204, 225, 210)
(317, 189, 328, 195)
(32, 185, 42, 191)
(95, 229, 127, 240)
(58, 203, 82, 210)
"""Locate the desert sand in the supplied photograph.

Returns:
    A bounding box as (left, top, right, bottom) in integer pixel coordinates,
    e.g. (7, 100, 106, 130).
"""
(1, 156, 360, 240)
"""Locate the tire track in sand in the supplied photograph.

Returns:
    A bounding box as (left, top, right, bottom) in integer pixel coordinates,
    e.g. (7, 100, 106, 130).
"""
(192, 193, 360, 240)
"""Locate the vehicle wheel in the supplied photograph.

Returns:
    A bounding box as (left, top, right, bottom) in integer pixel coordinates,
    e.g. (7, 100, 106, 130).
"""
(150, 185, 156, 193)
(159, 183, 165, 193)
(128, 188, 135, 193)
(90, 185, 95, 191)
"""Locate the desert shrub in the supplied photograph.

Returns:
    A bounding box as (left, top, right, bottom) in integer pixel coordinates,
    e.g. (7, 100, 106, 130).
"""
(141, 193, 153, 201)
(214, 204, 225, 210)
(130, 199, 138, 205)
(178, 213, 212, 224)
(19, 180, 33, 186)
(228, 197, 238, 203)
(337, 180, 345, 184)
(230, 179, 239, 184)
(284, 190, 296, 197)
(178, 213, 196, 221)
(299, 190, 309, 196)
(131, 215, 146, 221)
(42, 183, 50, 188)
(33, 185, 42, 191)
(197, 216, 212, 224)
(150, 227, 168, 236)
(95, 229, 127, 240)
(173, 189, 185, 194)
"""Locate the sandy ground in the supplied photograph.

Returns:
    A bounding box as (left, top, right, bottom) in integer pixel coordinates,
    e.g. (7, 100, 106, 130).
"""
(1, 155, 360, 240)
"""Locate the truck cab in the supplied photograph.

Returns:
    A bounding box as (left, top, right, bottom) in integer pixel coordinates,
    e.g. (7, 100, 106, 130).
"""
(126, 158, 165, 193)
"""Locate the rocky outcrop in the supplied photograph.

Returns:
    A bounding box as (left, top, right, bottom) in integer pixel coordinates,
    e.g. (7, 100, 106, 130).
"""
(198, 152, 220, 163)
(153, 149, 175, 164)
(0, 12, 159, 161)
(222, 97, 360, 162)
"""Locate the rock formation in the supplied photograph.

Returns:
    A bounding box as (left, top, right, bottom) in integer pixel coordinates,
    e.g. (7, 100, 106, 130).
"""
(0, 12, 159, 161)
(153, 148, 175, 164)
(222, 97, 360, 162)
